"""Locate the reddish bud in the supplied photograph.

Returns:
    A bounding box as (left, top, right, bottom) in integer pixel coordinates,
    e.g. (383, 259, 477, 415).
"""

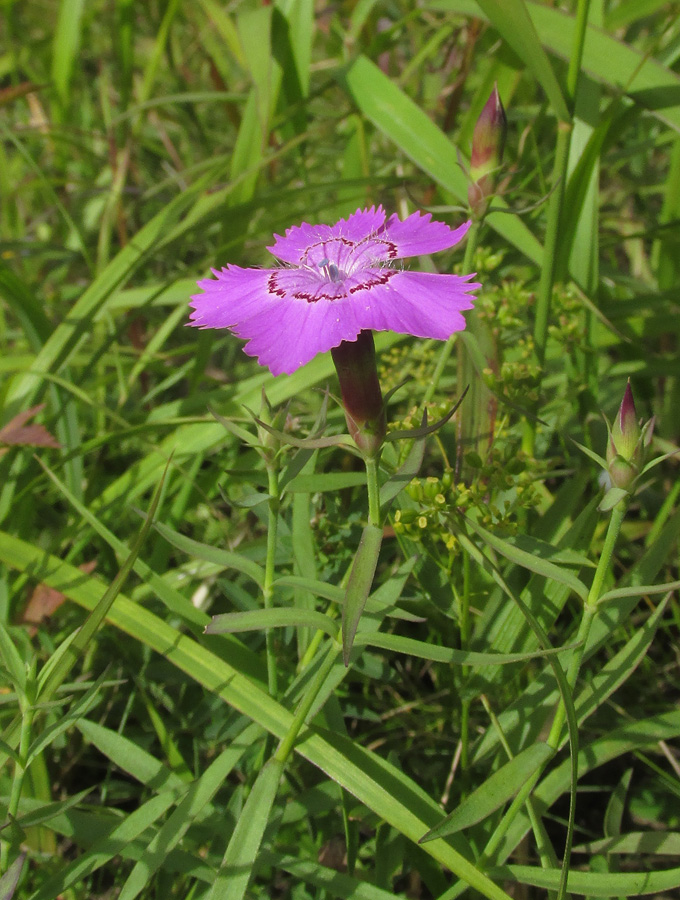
(605, 380, 654, 491)
(468, 84, 507, 218)
(331, 330, 386, 458)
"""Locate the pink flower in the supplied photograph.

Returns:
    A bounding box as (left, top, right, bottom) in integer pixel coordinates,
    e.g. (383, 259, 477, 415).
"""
(189, 206, 479, 376)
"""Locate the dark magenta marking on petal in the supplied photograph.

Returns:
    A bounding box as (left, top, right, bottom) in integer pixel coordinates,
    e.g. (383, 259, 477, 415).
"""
(267, 268, 398, 304)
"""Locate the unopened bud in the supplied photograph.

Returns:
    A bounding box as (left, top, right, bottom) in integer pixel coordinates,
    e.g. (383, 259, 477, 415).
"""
(605, 381, 654, 491)
(331, 330, 386, 458)
(468, 84, 507, 218)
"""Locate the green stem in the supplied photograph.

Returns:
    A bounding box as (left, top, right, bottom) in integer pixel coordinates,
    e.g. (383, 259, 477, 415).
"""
(1, 702, 33, 872)
(532, 121, 571, 369)
(422, 220, 481, 407)
(566, 0, 592, 103)
(528, 0, 592, 454)
(476, 498, 627, 868)
(460, 549, 471, 772)
(263, 464, 280, 699)
(547, 498, 627, 747)
(365, 454, 382, 529)
(274, 643, 340, 765)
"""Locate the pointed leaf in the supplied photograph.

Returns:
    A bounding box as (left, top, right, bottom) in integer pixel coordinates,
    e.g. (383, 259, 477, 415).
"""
(206, 608, 338, 639)
(207, 758, 284, 900)
(342, 525, 383, 665)
(0, 852, 25, 900)
(421, 742, 555, 842)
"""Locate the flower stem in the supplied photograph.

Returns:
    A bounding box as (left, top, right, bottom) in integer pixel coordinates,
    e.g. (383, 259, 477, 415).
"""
(1, 700, 34, 872)
(528, 0, 592, 453)
(422, 220, 481, 407)
(547, 498, 627, 747)
(460, 549, 472, 772)
(274, 642, 340, 765)
(474, 497, 627, 870)
(263, 463, 280, 699)
(365, 454, 382, 529)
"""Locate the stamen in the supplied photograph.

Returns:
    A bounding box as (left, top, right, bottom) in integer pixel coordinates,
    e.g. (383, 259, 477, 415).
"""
(318, 257, 342, 283)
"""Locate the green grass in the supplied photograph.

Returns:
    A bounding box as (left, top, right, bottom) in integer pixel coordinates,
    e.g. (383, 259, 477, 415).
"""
(1, 1, 679, 898)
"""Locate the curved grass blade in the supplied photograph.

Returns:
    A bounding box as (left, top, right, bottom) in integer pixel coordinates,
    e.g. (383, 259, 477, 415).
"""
(207, 758, 284, 900)
(37, 458, 170, 704)
(0, 534, 516, 900)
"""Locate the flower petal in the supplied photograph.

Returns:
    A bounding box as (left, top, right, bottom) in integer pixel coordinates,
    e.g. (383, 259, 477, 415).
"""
(349, 270, 479, 340)
(381, 212, 471, 258)
(188, 266, 278, 329)
(233, 296, 364, 375)
(268, 206, 387, 264)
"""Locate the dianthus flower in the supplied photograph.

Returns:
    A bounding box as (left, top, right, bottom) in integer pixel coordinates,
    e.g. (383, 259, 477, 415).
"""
(189, 206, 478, 376)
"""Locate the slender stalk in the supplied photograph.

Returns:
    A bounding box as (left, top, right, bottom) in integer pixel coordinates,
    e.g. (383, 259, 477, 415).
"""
(422, 220, 481, 407)
(547, 499, 627, 747)
(529, 0, 592, 453)
(274, 643, 340, 764)
(365, 454, 382, 529)
(459, 549, 471, 772)
(1, 701, 34, 872)
(263, 464, 280, 699)
(474, 498, 628, 868)
(566, 0, 593, 102)
(532, 122, 572, 369)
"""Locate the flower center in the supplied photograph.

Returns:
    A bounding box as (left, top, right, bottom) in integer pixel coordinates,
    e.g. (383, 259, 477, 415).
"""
(318, 257, 343, 283)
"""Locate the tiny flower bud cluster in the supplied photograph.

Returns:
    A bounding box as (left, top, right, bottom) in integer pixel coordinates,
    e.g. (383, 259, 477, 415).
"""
(392, 449, 543, 558)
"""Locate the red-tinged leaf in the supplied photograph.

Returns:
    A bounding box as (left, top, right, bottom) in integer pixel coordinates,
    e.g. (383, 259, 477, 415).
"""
(0, 82, 43, 107)
(0, 404, 61, 449)
(21, 561, 97, 633)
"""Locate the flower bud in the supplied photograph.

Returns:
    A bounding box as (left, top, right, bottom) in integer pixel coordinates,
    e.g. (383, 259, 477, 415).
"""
(605, 381, 654, 491)
(331, 330, 386, 458)
(468, 84, 507, 218)
(257, 389, 289, 458)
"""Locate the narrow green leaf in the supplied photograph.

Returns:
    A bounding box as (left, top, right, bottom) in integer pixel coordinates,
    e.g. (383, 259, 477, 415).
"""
(38, 459, 209, 629)
(76, 719, 186, 792)
(154, 520, 265, 587)
(380, 437, 426, 509)
(475, 0, 569, 121)
(0, 622, 26, 691)
(421, 743, 555, 841)
(355, 633, 574, 666)
(15, 789, 93, 830)
(118, 723, 262, 900)
(261, 851, 403, 899)
(499, 710, 680, 862)
(598, 580, 680, 606)
(466, 517, 589, 601)
(206, 608, 338, 638)
(492, 861, 680, 896)
(0, 534, 515, 900)
(0, 852, 25, 900)
(573, 596, 669, 730)
(208, 758, 284, 900)
(273, 575, 344, 604)
(26, 673, 106, 766)
(30, 790, 183, 900)
(291, 477, 318, 657)
(574, 831, 680, 856)
(285, 472, 367, 493)
(342, 524, 383, 665)
(38, 460, 169, 704)
(51, 0, 86, 108)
